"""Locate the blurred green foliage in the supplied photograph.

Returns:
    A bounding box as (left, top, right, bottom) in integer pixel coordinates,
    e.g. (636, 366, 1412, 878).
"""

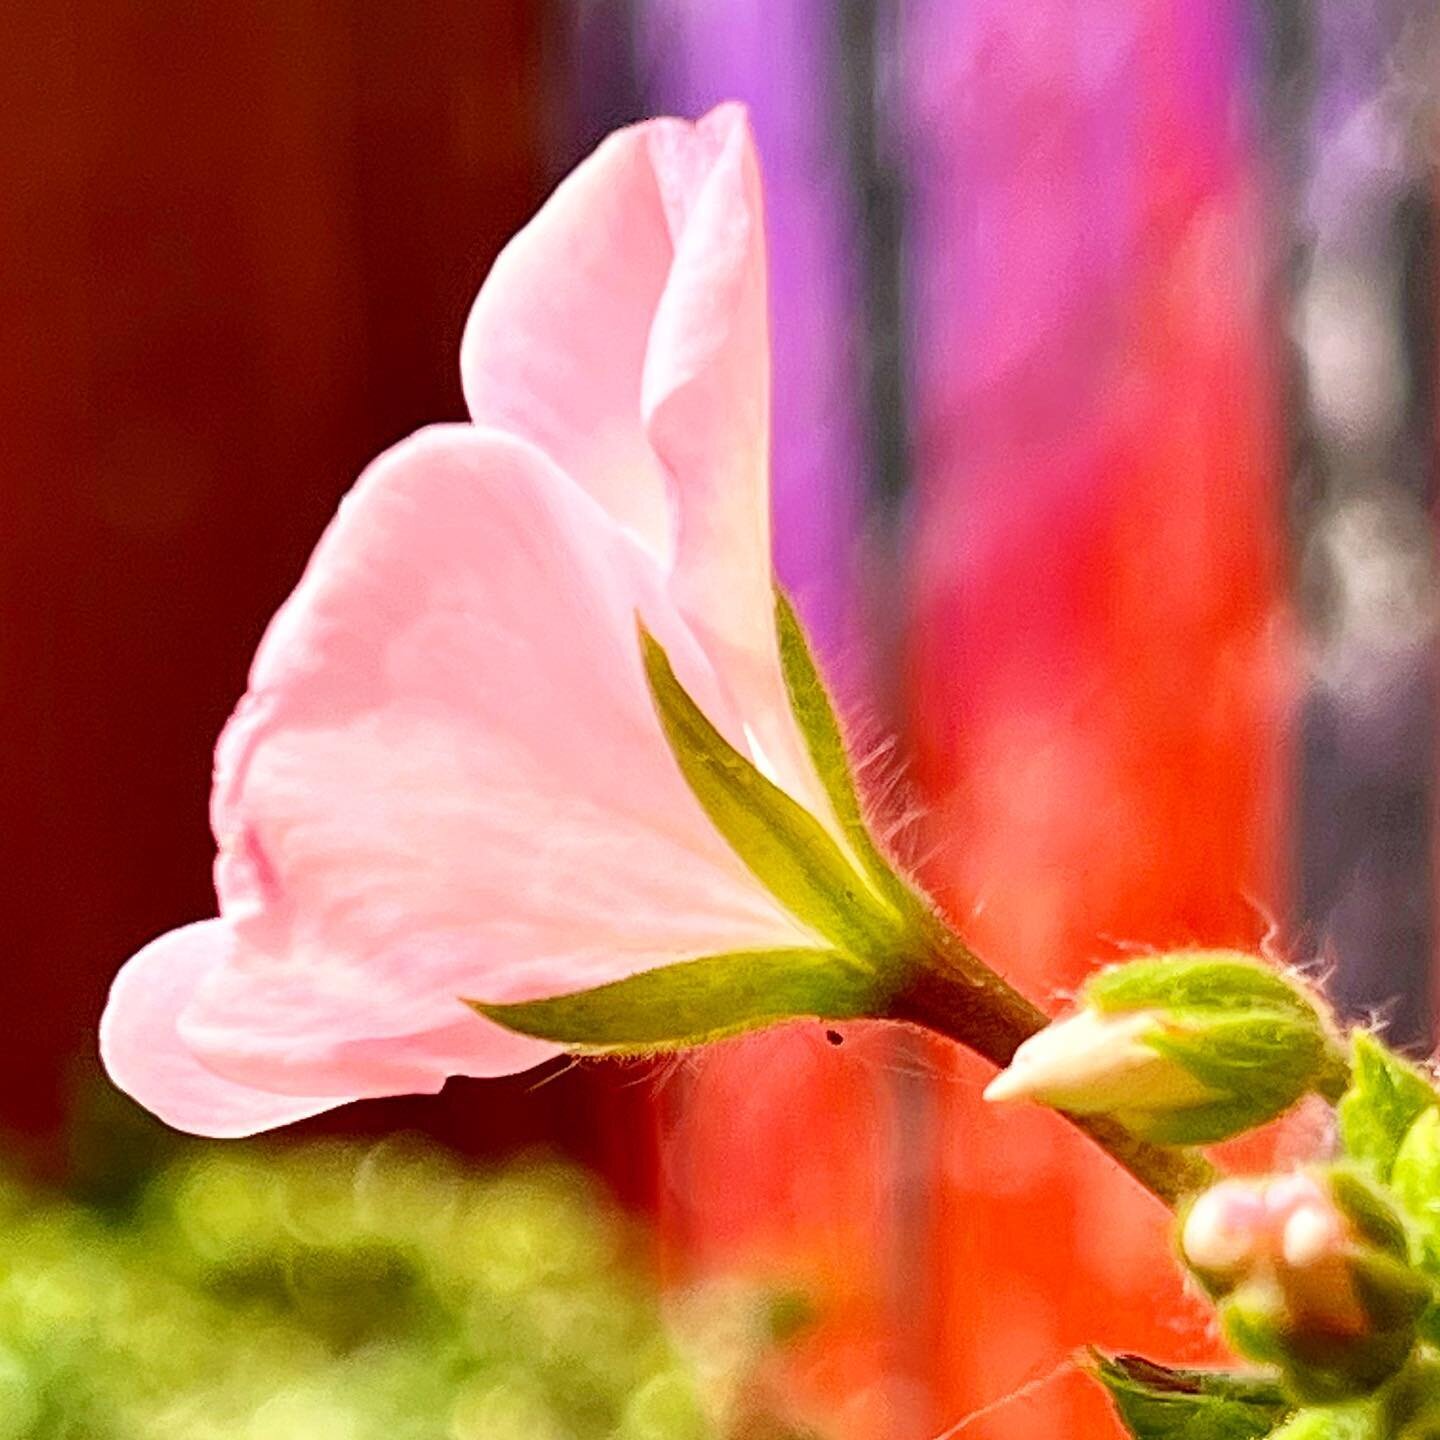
(0, 1125, 813, 1440)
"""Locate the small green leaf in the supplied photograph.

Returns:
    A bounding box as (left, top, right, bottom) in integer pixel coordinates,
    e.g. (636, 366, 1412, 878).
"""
(469, 947, 880, 1052)
(640, 623, 903, 957)
(1089, 1352, 1288, 1439)
(773, 587, 911, 908)
(1393, 1109, 1440, 1293)
(1338, 1034, 1440, 1184)
(1392, 1113, 1440, 1355)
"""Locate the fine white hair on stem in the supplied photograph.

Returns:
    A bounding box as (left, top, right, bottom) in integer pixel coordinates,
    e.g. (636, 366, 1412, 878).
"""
(1095, 934, 1164, 957)
(928, 1355, 1078, 1440)
(523, 1056, 584, 1093)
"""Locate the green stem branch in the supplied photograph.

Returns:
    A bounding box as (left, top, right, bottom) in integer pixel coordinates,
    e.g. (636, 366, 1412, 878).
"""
(884, 916, 1216, 1209)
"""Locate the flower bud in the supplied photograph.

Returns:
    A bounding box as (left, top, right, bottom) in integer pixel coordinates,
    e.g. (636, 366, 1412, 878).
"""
(1180, 1169, 1430, 1403)
(1181, 1178, 1272, 1279)
(983, 951, 1343, 1144)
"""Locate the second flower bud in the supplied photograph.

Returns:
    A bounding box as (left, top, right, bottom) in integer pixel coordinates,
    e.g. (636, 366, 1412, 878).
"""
(983, 950, 1345, 1145)
(1181, 1168, 1430, 1403)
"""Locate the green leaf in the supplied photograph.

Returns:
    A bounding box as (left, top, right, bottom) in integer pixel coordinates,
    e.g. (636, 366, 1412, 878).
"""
(640, 623, 904, 957)
(469, 947, 880, 1052)
(1393, 1109, 1440, 1295)
(773, 588, 911, 908)
(1089, 1352, 1288, 1439)
(1338, 1034, 1440, 1184)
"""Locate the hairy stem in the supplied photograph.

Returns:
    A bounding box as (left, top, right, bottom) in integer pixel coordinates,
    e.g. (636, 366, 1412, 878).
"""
(883, 916, 1217, 1208)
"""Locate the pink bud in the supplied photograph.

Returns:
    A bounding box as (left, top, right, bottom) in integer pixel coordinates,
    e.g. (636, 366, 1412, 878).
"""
(1181, 1171, 1368, 1336)
(1181, 1180, 1269, 1275)
(1279, 1200, 1348, 1270)
(1262, 1172, 1330, 1224)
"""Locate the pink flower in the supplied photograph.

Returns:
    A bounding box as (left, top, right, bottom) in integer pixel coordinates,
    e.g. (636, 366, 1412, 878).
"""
(100, 105, 856, 1137)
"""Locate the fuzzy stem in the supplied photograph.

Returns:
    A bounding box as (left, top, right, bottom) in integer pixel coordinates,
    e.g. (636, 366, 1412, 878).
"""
(884, 916, 1217, 1208)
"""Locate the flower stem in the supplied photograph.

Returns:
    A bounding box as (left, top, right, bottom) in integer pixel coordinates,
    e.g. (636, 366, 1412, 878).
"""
(884, 916, 1216, 1208)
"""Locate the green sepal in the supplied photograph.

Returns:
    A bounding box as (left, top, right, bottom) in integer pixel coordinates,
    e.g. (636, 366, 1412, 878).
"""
(469, 947, 882, 1053)
(773, 587, 912, 910)
(1221, 1265, 1422, 1405)
(1084, 952, 1320, 1021)
(1328, 1168, 1414, 1261)
(1348, 1250, 1432, 1339)
(1386, 1349, 1440, 1437)
(1088, 1351, 1288, 1439)
(1338, 1034, 1440, 1185)
(1221, 1282, 1292, 1371)
(1135, 1010, 1329, 1145)
(640, 623, 904, 958)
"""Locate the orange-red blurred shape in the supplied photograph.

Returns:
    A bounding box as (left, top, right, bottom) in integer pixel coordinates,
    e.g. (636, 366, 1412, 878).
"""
(903, 2, 1292, 1436)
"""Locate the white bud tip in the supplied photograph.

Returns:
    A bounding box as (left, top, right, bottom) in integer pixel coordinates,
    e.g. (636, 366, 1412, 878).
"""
(982, 1008, 1210, 1115)
(982, 1064, 1030, 1104)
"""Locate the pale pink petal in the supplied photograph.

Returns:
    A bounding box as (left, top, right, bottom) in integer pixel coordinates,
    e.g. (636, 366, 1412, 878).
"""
(460, 123, 675, 556)
(641, 105, 824, 818)
(187, 424, 816, 1097)
(186, 936, 560, 1099)
(99, 922, 345, 1137)
(460, 104, 832, 825)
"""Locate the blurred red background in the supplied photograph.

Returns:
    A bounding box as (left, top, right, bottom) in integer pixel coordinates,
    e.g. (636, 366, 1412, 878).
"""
(0, 2, 667, 1194)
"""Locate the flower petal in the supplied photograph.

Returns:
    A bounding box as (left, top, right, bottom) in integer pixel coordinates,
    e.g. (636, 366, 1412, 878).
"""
(99, 921, 345, 1137)
(190, 424, 816, 1096)
(460, 121, 675, 556)
(461, 104, 832, 827)
(643, 107, 833, 826)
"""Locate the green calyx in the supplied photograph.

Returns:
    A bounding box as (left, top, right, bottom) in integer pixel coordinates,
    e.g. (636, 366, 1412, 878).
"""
(1085, 952, 1324, 1018)
(1219, 1267, 1426, 1408)
(637, 620, 906, 959)
(1080, 952, 1344, 1145)
(472, 594, 921, 1056)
